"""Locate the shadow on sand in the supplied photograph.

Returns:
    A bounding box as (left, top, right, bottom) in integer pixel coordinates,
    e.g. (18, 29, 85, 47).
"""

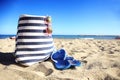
(0, 52, 16, 65)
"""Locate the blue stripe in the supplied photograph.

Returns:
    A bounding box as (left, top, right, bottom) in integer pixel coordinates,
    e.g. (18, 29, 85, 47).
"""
(17, 46, 53, 51)
(18, 29, 44, 33)
(17, 59, 46, 63)
(18, 23, 47, 27)
(17, 36, 52, 39)
(16, 52, 52, 58)
(17, 42, 53, 45)
(19, 17, 45, 21)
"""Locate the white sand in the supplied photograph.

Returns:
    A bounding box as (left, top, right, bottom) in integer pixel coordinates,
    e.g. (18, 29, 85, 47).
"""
(0, 38, 120, 80)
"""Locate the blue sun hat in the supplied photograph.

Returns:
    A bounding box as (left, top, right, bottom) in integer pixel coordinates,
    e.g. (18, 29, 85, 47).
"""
(51, 49, 81, 70)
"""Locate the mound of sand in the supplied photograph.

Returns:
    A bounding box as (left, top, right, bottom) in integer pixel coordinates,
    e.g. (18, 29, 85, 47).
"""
(0, 38, 120, 80)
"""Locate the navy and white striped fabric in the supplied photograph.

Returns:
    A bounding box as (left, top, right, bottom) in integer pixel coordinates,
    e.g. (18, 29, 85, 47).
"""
(15, 14, 55, 66)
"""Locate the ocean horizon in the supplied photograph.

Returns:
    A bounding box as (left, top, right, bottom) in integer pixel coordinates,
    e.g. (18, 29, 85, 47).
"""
(0, 34, 119, 39)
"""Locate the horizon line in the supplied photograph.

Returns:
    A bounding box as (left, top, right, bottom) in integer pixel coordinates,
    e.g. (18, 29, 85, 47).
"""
(0, 34, 120, 36)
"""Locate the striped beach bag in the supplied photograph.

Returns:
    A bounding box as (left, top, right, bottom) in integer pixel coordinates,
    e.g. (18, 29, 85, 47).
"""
(15, 14, 55, 66)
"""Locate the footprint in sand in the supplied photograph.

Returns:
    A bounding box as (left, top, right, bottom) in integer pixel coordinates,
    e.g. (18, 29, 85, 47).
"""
(27, 63, 54, 76)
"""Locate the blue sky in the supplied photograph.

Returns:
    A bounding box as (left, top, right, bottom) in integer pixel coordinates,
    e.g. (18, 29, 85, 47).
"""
(0, 0, 120, 35)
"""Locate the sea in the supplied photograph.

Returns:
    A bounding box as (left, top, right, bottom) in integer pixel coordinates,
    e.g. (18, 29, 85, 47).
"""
(0, 34, 119, 39)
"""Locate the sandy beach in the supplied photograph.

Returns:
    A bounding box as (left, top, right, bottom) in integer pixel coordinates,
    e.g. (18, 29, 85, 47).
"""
(0, 38, 120, 80)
